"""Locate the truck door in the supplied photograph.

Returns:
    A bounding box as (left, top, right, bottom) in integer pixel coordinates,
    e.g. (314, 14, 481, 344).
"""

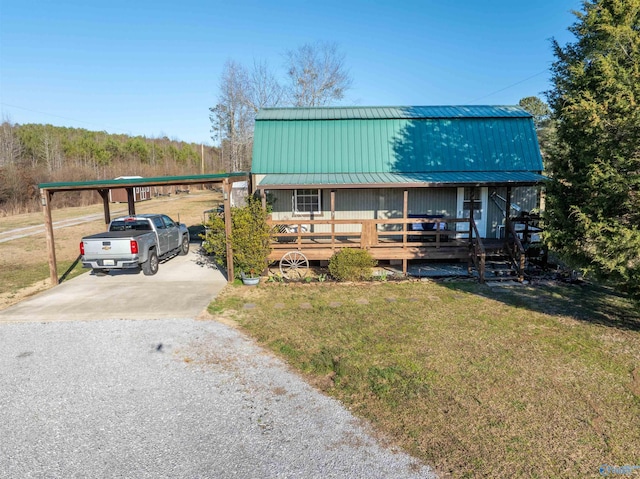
(153, 216, 169, 254)
(161, 215, 180, 251)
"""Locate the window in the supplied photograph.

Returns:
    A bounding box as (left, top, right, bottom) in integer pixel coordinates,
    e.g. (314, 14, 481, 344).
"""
(462, 187, 482, 220)
(293, 189, 321, 215)
(161, 215, 175, 228)
(153, 217, 165, 229)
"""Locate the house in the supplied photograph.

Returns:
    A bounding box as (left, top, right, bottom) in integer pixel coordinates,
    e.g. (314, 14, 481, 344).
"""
(250, 106, 546, 280)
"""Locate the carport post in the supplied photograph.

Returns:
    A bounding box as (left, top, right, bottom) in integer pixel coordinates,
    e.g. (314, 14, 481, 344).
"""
(97, 189, 111, 224)
(126, 187, 136, 216)
(41, 189, 59, 286)
(223, 178, 234, 282)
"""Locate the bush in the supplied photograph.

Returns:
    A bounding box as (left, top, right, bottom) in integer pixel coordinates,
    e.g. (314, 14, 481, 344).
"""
(328, 248, 377, 281)
(201, 195, 272, 278)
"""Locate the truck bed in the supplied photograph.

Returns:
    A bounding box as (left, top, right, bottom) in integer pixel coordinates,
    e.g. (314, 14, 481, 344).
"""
(82, 230, 153, 241)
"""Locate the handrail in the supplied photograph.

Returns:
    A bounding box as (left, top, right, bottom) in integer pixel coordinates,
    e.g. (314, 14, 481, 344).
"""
(469, 217, 486, 283)
(506, 220, 526, 281)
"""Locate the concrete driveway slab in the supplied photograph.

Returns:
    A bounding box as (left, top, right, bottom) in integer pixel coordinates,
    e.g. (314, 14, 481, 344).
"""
(0, 249, 226, 322)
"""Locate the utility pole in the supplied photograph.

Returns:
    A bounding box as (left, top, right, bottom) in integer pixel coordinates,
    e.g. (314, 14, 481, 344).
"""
(201, 143, 204, 174)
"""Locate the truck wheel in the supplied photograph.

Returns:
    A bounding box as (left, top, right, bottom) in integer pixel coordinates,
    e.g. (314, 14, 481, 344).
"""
(178, 235, 190, 256)
(142, 250, 159, 276)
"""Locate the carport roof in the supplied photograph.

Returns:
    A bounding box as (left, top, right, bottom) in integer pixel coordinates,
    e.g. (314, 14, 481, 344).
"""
(39, 172, 249, 192)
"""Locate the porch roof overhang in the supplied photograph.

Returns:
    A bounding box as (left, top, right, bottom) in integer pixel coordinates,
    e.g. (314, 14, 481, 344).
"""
(256, 171, 548, 190)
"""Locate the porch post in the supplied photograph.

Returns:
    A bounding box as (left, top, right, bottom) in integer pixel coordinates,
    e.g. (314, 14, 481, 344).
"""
(330, 190, 336, 248)
(403, 189, 408, 275)
(402, 190, 408, 246)
(223, 178, 234, 282)
(505, 186, 512, 240)
(42, 189, 58, 286)
(469, 188, 474, 242)
(260, 189, 266, 210)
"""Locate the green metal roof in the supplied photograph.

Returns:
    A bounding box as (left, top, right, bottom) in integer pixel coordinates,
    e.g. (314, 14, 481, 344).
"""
(39, 172, 249, 191)
(256, 105, 532, 120)
(252, 106, 543, 178)
(258, 172, 547, 189)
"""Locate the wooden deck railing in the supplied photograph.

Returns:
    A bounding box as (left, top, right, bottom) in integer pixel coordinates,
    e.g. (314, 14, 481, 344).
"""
(267, 216, 497, 280)
(503, 221, 526, 282)
(267, 217, 472, 251)
(468, 217, 486, 283)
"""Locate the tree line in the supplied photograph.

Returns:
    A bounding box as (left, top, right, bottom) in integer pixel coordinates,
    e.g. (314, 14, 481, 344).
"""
(0, 122, 222, 215)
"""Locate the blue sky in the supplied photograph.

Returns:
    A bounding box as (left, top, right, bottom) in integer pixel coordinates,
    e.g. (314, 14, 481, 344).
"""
(1, 0, 581, 145)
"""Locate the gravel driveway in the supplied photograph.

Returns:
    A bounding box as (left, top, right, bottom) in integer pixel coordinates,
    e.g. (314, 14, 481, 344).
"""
(1, 318, 436, 478)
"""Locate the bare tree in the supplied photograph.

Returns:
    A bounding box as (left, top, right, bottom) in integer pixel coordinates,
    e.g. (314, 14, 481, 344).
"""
(243, 60, 285, 113)
(285, 42, 352, 107)
(0, 120, 22, 167)
(210, 59, 285, 171)
(209, 43, 352, 170)
(210, 60, 253, 172)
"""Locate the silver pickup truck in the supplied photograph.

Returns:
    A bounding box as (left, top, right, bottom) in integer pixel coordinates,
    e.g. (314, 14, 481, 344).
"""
(80, 214, 190, 276)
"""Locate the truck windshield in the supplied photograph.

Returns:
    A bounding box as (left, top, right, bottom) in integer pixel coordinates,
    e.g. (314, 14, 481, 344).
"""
(110, 220, 152, 231)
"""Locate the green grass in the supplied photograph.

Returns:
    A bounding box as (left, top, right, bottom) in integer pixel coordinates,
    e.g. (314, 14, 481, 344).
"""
(208, 280, 640, 478)
(0, 257, 87, 294)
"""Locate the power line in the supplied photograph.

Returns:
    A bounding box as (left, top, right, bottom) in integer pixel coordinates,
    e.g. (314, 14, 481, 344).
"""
(467, 69, 549, 104)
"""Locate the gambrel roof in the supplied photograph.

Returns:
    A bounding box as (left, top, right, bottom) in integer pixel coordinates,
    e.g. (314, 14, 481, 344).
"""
(252, 106, 545, 188)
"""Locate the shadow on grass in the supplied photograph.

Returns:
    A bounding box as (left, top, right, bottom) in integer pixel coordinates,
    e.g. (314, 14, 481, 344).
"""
(441, 280, 640, 332)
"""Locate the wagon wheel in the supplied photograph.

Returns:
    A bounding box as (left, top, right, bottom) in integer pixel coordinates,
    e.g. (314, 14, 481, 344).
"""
(279, 251, 309, 279)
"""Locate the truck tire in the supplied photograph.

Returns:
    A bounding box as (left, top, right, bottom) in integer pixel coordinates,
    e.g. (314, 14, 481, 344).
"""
(142, 250, 159, 276)
(178, 235, 190, 256)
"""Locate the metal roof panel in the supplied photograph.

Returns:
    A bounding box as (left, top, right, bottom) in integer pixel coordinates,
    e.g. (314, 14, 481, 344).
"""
(252, 115, 543, 175)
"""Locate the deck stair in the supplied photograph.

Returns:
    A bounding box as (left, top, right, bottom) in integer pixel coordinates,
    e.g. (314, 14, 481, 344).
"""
(469, 238, 523, 283)
(485, 252, 519, 281)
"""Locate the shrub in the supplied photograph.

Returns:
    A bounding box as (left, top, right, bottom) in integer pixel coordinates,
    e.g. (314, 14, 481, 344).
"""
(328, 248, 377, 281)
(201, 195, 272, 278)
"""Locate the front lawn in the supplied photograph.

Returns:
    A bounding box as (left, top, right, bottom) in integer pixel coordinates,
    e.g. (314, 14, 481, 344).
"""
(208, 280, 640, 478)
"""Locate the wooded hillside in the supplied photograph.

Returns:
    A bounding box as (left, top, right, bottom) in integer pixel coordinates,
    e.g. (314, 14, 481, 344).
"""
(0, 122, 222, 216)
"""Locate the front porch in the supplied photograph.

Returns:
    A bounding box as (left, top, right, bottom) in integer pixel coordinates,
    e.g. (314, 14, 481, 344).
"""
(267, 215, 538, 283)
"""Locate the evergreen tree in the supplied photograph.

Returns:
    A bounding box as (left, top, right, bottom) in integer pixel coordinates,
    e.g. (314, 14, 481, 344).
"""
(546, 0, 640, 296)
(518, 96, 556, 163)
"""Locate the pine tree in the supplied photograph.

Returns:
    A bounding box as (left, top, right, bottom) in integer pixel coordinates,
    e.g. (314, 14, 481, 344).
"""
(546, 0, 640, 296)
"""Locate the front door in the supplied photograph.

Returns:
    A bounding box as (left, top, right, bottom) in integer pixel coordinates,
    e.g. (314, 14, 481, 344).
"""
(456, 187, 488, 238)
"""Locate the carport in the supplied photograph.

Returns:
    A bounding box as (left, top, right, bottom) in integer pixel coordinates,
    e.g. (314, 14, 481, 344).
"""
(38, 172, 249, 285)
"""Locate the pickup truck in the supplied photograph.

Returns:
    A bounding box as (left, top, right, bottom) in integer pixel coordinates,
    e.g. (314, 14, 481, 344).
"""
(80, 214, 190, 276)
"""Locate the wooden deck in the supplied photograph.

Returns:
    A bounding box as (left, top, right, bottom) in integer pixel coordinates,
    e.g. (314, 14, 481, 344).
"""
(267, 216, 532, 281)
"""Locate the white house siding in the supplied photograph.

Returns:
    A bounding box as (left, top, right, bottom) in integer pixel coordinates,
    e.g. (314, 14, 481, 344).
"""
(268, 187, 458, 234)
